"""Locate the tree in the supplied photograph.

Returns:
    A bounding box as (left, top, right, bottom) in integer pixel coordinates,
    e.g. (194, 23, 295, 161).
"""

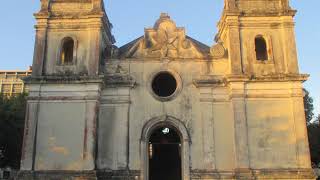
(303, 89, 320, 167)
(0, 94, 27, 169)
(308, 122, 320, 166)
(303, 89, 314, 124)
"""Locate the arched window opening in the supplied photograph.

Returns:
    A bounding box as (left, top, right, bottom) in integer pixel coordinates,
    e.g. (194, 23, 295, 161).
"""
(255, 36, 268, 61)
(60, 37, 74, 65)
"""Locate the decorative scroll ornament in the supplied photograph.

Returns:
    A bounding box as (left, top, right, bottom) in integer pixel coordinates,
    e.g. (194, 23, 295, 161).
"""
(210, 43, 226, 59)
(118, 13, 210, 59)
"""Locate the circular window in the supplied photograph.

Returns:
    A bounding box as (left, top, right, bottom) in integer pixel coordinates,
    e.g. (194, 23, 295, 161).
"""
(151, 72, 178, 99)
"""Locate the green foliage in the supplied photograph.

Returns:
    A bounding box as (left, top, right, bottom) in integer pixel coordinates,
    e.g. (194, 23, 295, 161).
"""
(303, 89, 320, 166)
(0, 93, 27, 169)
(308, 122, 320, 166)
(303, 89, 314, 123)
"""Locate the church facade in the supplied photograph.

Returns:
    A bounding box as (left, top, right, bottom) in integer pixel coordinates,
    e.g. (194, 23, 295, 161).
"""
(18, 0, 315, 179)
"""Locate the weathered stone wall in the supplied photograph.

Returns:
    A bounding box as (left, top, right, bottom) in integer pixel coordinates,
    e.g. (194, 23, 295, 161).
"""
(97, 59, 314, 179)
(21, 81, 102, 171)
(44, 29, 101, 76)
(245, 82, 308, 169)
(236, 0, 288, 13)
(238, 16, 299, 75)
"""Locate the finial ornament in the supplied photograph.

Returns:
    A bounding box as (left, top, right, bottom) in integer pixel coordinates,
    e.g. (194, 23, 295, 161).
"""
(40, 0, 50, 12)
(92, 0, 103, 12)
(224, 0, 237, 10)
(281, 0, 290, 10)
(210, 43, 226, 59)
(160, 13, 170, 19)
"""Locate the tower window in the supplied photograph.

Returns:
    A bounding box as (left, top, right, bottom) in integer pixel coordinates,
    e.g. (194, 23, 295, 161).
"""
(255, 36, 268, 61)
(60, 37, 74, 65)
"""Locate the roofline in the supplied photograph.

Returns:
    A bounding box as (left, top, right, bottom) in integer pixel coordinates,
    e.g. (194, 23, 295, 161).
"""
(0, 69, 32, 73)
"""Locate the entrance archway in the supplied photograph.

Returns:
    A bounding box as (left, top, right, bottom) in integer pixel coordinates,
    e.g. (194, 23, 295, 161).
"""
(140, 116, 190, 180)
(149, 126, 182, 180)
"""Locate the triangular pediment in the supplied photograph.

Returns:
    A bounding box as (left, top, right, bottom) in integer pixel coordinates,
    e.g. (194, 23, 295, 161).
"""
(117, 13, 211, 59)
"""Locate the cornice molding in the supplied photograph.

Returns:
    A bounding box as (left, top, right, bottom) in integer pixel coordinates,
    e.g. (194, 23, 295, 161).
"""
(23, 75, 104, 84)
(194, 74, 309, 88)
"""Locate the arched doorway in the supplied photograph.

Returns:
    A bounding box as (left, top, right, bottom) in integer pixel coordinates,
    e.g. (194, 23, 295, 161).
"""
(140, 116, 190, 180)
(148, 126, 182, 180)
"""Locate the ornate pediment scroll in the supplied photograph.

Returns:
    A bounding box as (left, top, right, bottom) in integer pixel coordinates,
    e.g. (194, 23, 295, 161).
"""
(210, 43, 227, 58)
(118, 13, 211, 59)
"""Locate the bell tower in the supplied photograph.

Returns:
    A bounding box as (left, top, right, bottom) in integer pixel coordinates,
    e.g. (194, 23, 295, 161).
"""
(218, 0, 299, 76)
(32, 0, 115, 77)
(215, 0, 315, 179)
(19, 0, 115, 179)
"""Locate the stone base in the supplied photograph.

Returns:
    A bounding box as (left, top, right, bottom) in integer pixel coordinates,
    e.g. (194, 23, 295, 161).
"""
(16, 170, 140, 180)
(16, 169, 316, 180)
(252, 169, 316, 180)
(97, 170, 140, 180)
(16, 171, 98, 180)
(190, 169, 316, 180)
(191, 169, 235, 179)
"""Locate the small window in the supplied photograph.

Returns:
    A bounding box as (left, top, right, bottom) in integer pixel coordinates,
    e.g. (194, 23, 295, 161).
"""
(6, 73, 16, 79)
(0, 73, 5, 79)
(2, 84, 11, 93)
(255, 36, 268, 61)
(60, 37, 74, 65)
(13, 84, 22, 93)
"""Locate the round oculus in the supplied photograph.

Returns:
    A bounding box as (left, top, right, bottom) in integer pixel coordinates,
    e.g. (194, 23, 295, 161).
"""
(151, 72, 178, 98)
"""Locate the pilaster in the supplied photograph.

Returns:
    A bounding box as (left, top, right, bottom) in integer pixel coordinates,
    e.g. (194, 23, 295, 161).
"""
(199, 87, 216, 170)
(97, 75, 134, 170)
(88, 28, 103, 76)
(20, 86, 41, 170)
(291, 83, 313, 168)
(229, 82, 250, 170)
(225, 16, 243, 75)
(281, 16, 299, 74)
(31, 18, 48, 77)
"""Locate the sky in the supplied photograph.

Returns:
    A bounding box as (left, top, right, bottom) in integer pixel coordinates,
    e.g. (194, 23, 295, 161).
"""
(0, 0, 318, 117)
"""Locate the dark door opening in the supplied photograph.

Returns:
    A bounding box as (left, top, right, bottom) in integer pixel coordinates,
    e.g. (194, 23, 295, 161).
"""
(149, 126, 182, 180)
